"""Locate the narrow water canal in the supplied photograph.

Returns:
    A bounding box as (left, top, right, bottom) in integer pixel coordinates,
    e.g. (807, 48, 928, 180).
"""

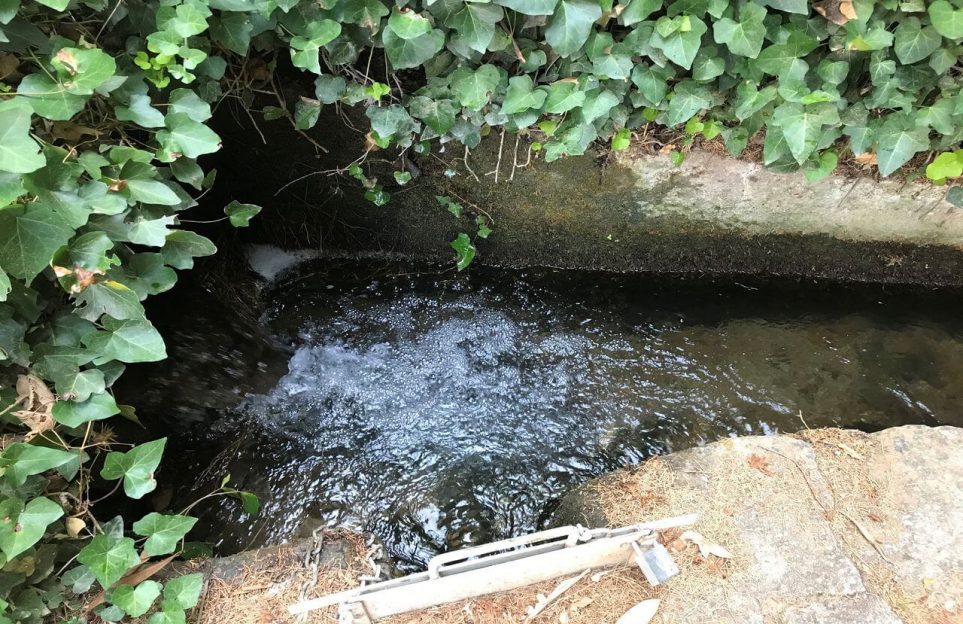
(136, 259, 963, 570)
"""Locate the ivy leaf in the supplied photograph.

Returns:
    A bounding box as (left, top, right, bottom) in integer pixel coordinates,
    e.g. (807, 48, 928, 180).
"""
(447, 2, 503, 53)
(0, 203, 74, 280)
(132, 514, 198, 556)
(619, 0, 661, 25)
(168, 89, 212, 123)
(77, 535, 140, 589)
(875, 114, 931, 176)
(450, 65, 502, 111)
(110, 581, 161, 617)
(1, 443, 76, 485)
(770, 102, 840, 164)
(651, 15, 708, 69)
(926, 151, 963, 181)
(630, 64, 669, 105)
(51, 392, 120, 427)
(666, 80, 712, 126)
(757, 0, 807, 13)
(82, 317, 166, 363)
(295, 98, 321, 130)
(212, 13, 253, 55)
(290, 20, 341, 73)
(149, 609, 187, 624)
(543, 80, 585, 113)
(74, 280, 145, 321)
(928, 1, 963, 39)
(387, 8, 431, 39)
(58, 368, 105, 402)
(545, 0, 602, 57)
(803, 150, 838, 183)
(17, 74, 88, 120)
(0, 496, 63, 561)
(33, 0, 69, 9)
(611, 127, 631, 150)
(158, 113, 221, 159)
(342, 0, 390, 29)
(163, 574, 204, 610)
(125, 179, 180, 206)
(450, 233, 476, 271)
(494, 0, 558, 15)
(159, 231, 216, 269)
(366, 104, 413, 138)
(408, 96, 458, 134)
(383, 27, 445, 69)
(314, 74, 347, 104)
(893, 17, 942, 65)
(115, 95, 165, 128)
(224, 200, 261, 227)
(713, 3, 766, 58)
(52, 47, 116, 95)
(502, 75, 547, 115)
(0, 100, 46, 173)
(101, 438, 166, 499)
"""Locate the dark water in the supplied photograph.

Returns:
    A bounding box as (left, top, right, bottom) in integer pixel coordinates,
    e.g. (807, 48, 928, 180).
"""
(146, 259, 963, 570)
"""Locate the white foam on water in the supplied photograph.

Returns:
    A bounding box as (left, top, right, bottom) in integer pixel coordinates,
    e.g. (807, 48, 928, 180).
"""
(245, 244, 320, 281)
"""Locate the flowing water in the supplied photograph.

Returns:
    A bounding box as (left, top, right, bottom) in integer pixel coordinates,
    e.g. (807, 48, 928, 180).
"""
(144, 258, 963, 570)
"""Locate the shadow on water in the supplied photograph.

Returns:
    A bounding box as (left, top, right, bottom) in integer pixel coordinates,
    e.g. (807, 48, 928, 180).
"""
(128, 260, 963, 570)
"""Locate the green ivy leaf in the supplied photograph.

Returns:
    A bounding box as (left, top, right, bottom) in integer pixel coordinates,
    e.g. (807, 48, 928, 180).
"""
(502, 75, 547, 115)
(757, 0, 807, 13)
(447, 2, 502, 53)
(132, 514, 198, 556)
(290, 20, 342, 73)
(803, 150, 838, 183)
(383, 27, 445, 69)
(17, 74, 88, 120)
(224, 200, 262, 227)
(77, 535, 140, 589)
(74, 280, 145, 321)
(928, 0, 963, 39)
(494, 0, 558, 15)
(0, 203, 74, 280)
(713, 3, 766, 59)
(0, 100, 46, 173)
(168, 89, 212, 123)
(162, 573, 203, 610)
(545, 0, 602, 57)
(611, 127, 631, 151)
(159, 231, 217, 270)
(893, 17, 942, 65)
(450, 232, 476, 271)
(652, 14, 708, 69)
(82, 316, 166, 363)
(666, 80, 712, 126)
(408, 96, 458, 134)
(1, 443, 76, 485)
(52, 47, 116, 95)
(387, 8, 431, 39)
(0, 496, 63, 561)
(57, 368, 105, 402)
(450, 64, 502, 111)
(51, 392, 120, 427)
(100, 438, 166, 499)
(158, 113, 221, 159)
(619, 0, 661, 25)
(110, 581, 162, 617)
(149, 609, 187, 624)
(543, 80, 585, 113)
(125, 179, 181, 206)
(116, 95, 166, 128)
(770, 102, 840, 164)
(926, 151, 963, 181)
(876, 114, 930, 176)
(212, 13, 253, 55)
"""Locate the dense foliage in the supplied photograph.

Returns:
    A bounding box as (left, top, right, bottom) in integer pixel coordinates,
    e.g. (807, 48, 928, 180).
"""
(0, 0, 961, 620)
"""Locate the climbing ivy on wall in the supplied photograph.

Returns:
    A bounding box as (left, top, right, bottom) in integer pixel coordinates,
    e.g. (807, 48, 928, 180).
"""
(0, 0, 962, 620)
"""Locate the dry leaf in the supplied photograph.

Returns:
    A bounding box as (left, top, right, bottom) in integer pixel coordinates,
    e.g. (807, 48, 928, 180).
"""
(836, 443, 864, 460)
(66, 517, 86, 538)
(854, 152, 878, 166)
(50, 121, 100, 144)
(747, 453, 774, 476)
(84, 555, 176, 612)
(14, 375, 56, 441)
(680, 531, 733, 559)
(813, 0, 856, 25)
(0, 53, 19, 81)
(616, 599, 660, 624)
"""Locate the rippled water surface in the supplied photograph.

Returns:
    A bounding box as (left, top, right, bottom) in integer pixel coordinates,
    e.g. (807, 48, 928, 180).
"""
(153, 261, 963, 568)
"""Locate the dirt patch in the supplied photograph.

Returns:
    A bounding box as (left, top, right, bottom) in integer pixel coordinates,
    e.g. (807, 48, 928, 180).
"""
(193, 531, 369, 624)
